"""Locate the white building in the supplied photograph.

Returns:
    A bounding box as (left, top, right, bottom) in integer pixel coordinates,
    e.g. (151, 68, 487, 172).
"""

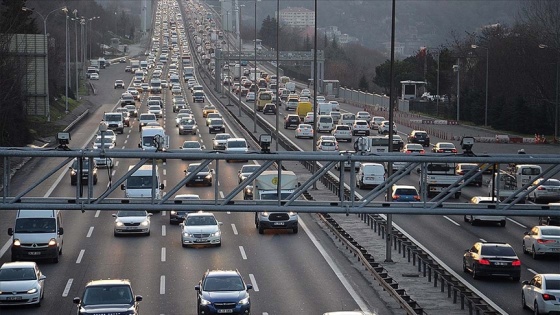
(279, 7, 315, 28)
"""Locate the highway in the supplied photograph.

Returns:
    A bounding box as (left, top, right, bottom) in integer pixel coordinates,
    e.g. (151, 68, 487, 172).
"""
(0, 0, 558, 314)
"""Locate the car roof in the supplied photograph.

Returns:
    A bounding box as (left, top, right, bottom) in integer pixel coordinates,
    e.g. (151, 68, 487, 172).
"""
(186, 212, 215, 218)
(86, 279, 132, 287)
(205, 269, 240, 277)
(174, 194, 200, 200)
(1, 261, 37, 269)
(392, 185, 417, 190)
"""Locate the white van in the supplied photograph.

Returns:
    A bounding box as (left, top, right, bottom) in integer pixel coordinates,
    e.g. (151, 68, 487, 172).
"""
(121, 165, 164, 212)
(317, 115, 334, 133)
(340, 113, 356, 126)
(8, 210, 64, 263)
(356, 163, 386, 189)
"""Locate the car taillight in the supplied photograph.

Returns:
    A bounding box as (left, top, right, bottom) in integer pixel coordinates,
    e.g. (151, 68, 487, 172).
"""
(537, 186, 546, 190)
(420, 150, 425, 154)
(414, 195, 421, 201)
(511, 259, 521, 266)
(542, 293, 557, 301)
(405, 150, 412, 154)
(451, 149, 457, 153)
(437, 149, 444, 153)
(457, 171, 465, 175)
(392, 195, 399, 200)
(537, 239, 555, 244)
(478, 258, 491, 265)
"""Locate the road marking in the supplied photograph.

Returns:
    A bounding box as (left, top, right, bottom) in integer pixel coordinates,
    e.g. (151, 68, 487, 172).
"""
(76, 249, 85, 264)
(161, 247, 166, 262)
(121, 146, 126, 149)
(163, 169, 167, 176)
(127, 134, 130, 139)
(112, 169, 116, 177)
(480, 238, 487, 242)
(163, 179, 167, 187)
(115, 160, 119, 167)
(219, 191, 224, 199)
(95, 210, 101, 217)
(231, 223, 238, 235)
(162, 225, 166, 236)
(248, 274, 258, 291)
(124, 139, 128, 144)
(62, 279, 73, 297)
(162, 211, 166, 216)
(507, 217, 526, 228)
(239, 246, 247, 259)
(160, 275, 165, 294)
(528, 268, 538, 275)
(86, 227, 94, 237)
(443, 216, 460, 226)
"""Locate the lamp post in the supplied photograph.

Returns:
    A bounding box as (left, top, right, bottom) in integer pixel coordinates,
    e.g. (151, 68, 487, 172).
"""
(275, 0, 279, 151)
(539, 44, 559, 141)
(63, 7, 69, 114)
(87, 17, 100, 60)
(22, 6, 67, 122)
(72, 10, 79, 99)
(454, 59, 460, 121)
(226, 9, 231, 106)
(253, 0, 260, 133)
(237, 4, 244, 117)
(471, 44, 489, 126)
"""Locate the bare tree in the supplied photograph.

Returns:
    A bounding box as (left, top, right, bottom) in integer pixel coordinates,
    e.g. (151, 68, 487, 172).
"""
(520, 0, 560, 50)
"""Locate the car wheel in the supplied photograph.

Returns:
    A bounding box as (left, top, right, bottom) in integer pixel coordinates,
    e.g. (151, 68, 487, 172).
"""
(293, 226, 298, 234)
(500, 220, 506, 227)
(52, 255, 59, 263)
(470, 217, 477, 226)
(534, 301, 539, 315)
(258, 225, 264, 234)
(522, 242, 529, 254)
(145, 231, 150, 236)
(462, 260, 468, 272)
(521, 292, 528, 309)
(114, 231, 119, 237)
(463, 215, 469, 222)
(472, 264, 479, 279)
(532, 246, 539, 260)
(216, 242, 222, 247)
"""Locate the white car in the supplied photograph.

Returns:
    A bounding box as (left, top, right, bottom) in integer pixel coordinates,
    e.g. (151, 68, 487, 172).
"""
(522, 274, 560, 314)
(212, 133, 232, 150)
(112, 210, 152, 236)
(92, 136, 116, 150)
(295, 124, 314, 139)
(224, 138, 249, 162)
(304, 112, 315, 124)
(352, 120, 370, 136)
(522, 225, 560, 259)
(171, 84, 182, 95)
(356, 111, 371, 122)
(371, 116, 385, 130)
(97, 129, 117, 144)
(300, 89, 311, 97)
(0, 261, 46, 306)
(175, 113, 193, 127)
(317, 139, 339, 152)
(180, 212, 222, 247)
(378, 120, 397, 134)
(332, 124, 352, 142)
(89, 73, 99, 80)
(148, 105, 162, 118)
(246, 92, 256, 102)
(329, 100, 340, 111)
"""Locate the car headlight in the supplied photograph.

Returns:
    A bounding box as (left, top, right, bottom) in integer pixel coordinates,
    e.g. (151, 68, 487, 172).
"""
(289, 212, 297, 216)
(211, 230, 221, 237)
(171, 210, 177, 215)
(116, 221, 124, 227)
(205, 174, 212, 179)
(141, 220, 150, 226)
(13, 239, 21, 247)
(200, 298, 211, 306)
(183, 232, 193, 237)
(27, 288, 38, 294)
(71, 170, 77, 176)
(238, 296, 249, 305)
(261, 212, 268, 217)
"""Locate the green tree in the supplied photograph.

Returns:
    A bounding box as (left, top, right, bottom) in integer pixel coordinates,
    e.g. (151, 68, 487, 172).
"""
(358, 74, 369, 92)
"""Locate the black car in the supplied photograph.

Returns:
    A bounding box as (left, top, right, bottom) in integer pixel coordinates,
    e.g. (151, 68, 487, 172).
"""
(263, 103, 276, 115)
(208, 118, 225, 134)
(69, 158, 98, 185)
(74, 279, 142, 315)
(387, 135, 404, 151)
(407, 130, 430, 147)
(284, 114, 300, 129)
(195, 270, 252, 315)
(462, 242, 521, 281)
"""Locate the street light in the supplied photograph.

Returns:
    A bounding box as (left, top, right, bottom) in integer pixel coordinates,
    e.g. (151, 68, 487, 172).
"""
(471, 44, 489, 126)
(539, 44, 559, 141)
(236, 4, 245, 117)
(453, 60, 460, 121)
(87, 17, 100, 60)
(22, 6, 67, 122)
(63, 7, 69, 114)
(72, 10, 79, 99)
(253, 0, 261, 133)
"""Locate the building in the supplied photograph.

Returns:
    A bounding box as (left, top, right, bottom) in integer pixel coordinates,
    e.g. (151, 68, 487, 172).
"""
(322, 26, 359, 45)
(279, 7, 315, 28)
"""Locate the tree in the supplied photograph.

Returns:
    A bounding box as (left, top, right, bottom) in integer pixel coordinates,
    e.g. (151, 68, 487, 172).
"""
(358, 74, 369, 92)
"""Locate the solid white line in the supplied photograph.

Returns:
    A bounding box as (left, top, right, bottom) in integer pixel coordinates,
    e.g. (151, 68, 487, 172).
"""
(76, 249, 85, 264)
(161, 247, 166, 262)
(95, 210, 101, 218)
(443, 216, 460, 226)
(0, 239, 12, 260)
(528, 268, 538, 275)
(163, 179, 167, 187)
(160, 275, 165, 294)
(248, 274, 258, 291)
(231, 224, 238, 235)
(239, 246, 247, 260)
(86, 227, 94, 237)
(62, 279, 73, 297)
(162, 225, 166, 237)
(300, 219, 371, 312)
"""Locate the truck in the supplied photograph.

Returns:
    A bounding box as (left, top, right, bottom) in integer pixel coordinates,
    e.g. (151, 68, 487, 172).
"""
(296, 101, 313, 121)
(103, 112, 125, 134)
(252, 170, 299, 234)
(233, 64, 241, 81)
(183, 66, 194, 81)
(138, 126, 169, 152)
(285, 81, 296, 93)
(318, 102, 333, 115)
(488, 164, 542, 203)
(150, 78, 162, 94)
(130, 60, 140, 72)
(420, 163, 462, 199)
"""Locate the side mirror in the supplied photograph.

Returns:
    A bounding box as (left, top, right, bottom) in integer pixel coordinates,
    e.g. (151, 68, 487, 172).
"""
(112, 214, 117, 218)
(160, 183, 165, 190)
(58, 227, 64, 235)
(135, 295, 143, 302)
(195, 285, 201, 291)
(210, 169, 215, 173)
(521, 280, 529, 285)
(120, 184, 126, 190)
(73, 297, 81, 304)
(148, 213, 153, 217)
(138, 143, 142, 148)
(246, 284, 253, 291)
(524, 231, 529, 235)
(8, 228, 13, 236)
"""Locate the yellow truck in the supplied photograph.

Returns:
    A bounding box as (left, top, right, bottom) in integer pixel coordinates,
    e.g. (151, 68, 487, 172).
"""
(296, 101, 313, 121)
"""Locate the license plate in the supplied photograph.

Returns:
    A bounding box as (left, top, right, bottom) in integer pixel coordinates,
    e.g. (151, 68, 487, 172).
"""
(365, 177, 374, 180)
(6, 296, 22, 300)
(217, 310, 233, 313)
(551, 248, 560, 252)
(273, 222, 285, 226)
(28, 252, 41, 256)
(494, 262, 507, 266)
(195, 239, 207, 243)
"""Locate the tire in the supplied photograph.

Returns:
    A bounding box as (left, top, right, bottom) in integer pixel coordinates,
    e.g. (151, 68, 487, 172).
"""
(463, 215, 469, 222)
(534, 301, 539, 315)
(472, 264, 479, 279)
(258, 225, 264, 234)
(216, 242, 222, 247)
(500, 220, 506, 227)
(522, 292, 529, 309)
(522, 242, 529, 254)
(454, 192, 461, 199)
(293, 226, 298, 234)
(532, 246, 539, 260)
(462, 260, 468, 272)
(52, 255, 59, 263)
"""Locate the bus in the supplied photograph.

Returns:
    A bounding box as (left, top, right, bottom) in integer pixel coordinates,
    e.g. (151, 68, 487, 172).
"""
(257, 91, 273, 111)
(354, 136, 390, 153)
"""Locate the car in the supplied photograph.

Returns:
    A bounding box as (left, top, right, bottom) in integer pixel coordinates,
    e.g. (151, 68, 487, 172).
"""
(148, 105, 162, 118)
(69, 158, 98, 185)
(224, 138, 249, 162)
(371, 116, 385, 130)
(455, 163, 483, 187)
(171, 84, 182, 95)
(114, 79, 125, 89)
(332, 124, 352, 142)
(119, 93, 135, 106)
(464, 196, 507, 226)
(284, 114, 300, 129)
(193, 91, 206, 102)
(141, 82, 149, 92)
(295, 124, 314, 139)
(212, 133, 231, 150)
(522, 274, 560, 314)
(208, 118, 225, 134)
(138, 113, 157, 131)
(352, 120, 370, 136)
(0, 261, 45, 306)
(161, 79, 168, 88)
(238, 164, 261, 183)
(408, 130, 430, 147)
(402, 143, 425, 154)
(356, 111, 371, 122)
(73, 279, 142, 315)
(112, 210, 152, 236)
(432, 142, 457, 153)
(329, 100, 340, 111)
(245, 91, 256, 102)
(180, 212, 222, 247)
(195, 270, 252, 315)
(463, 241, 521, 281)
(173, 100, 187, 112)
(522, 225, 560, 259)
(263, 103, 276, 114)
(330, 111, 341, 124)
(96, 129, 117, 144)
(92, 136, 116, 150)
(206, 112, 222, 126)
(377, 120, 396, 134)
(170, 194, 201, 224)
(185, 163, 214, 186)
(388, 184, 421, 202)
(175, 113, 192, 127)
(125, 104, 138, 117)
(388, 134, 404, 151)
(317, 139, 339, 152)
(115, 108, 131, 127)
(125, 65, 132, 72)
(179, 118, 198, 135)
(304, 112, 315, 124)
(529, 178, 560, 203)
(300, 88, 311, 97)
(187, 78, 197, 89)
(202, 105, 217, 118)
(89, 72, 99, 80)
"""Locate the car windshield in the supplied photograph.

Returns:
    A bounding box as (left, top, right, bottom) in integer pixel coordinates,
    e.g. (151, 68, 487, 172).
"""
(216, 134, 230, 140)
(260, 192, 292, 200)
(14, 218, 56, 233)
(440, 143, 455, 149)
(140, 114, 156, 121)
(0, 267, 37, 281)
(480, 245, 516, 256)
(117, 211, 146, 217)
(203, 276, 244, 291)
(210, 120, 223, 126)
(188, 165, 210, 173)
(127, 176, 154, 189)
(185, 215, 217, 226)
(181, 119, 195, 126)
(82, 285, 133, 306)
(395, 188, 418, 195)
(183, 142, 200, 148)
(228, 141, 246, 148)
(242, 166, 260, 173)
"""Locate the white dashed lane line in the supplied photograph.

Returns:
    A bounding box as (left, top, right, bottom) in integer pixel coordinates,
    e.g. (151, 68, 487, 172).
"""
(231, 224, 238, 235)
(161, 247, 166, 262)
(95, 210, 101, 218)
(76, 249, 85, 264)
(248, 274, 259, 291)
(443, 216, 460, 226)
(86, 227, 94, 237)
(62, 279, 73, 297)
(239, 246, 247, 260)
(160, 276, 165, 294)
(162, 225, 167, 237)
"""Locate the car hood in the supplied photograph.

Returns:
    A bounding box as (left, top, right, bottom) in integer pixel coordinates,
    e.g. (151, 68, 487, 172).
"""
(79, 304, 134, 314)
(0, 280, 38, 291)
(203, 291, 246, 301)
(116, 216, 149, 223)
(182, 225, 219, 234)
(126, 189, 157, 198)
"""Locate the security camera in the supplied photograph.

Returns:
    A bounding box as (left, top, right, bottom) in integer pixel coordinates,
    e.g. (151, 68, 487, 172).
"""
(460, 136, 475, 155)
(259, 134, 272, 153)
(56, 132, 71, 149)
